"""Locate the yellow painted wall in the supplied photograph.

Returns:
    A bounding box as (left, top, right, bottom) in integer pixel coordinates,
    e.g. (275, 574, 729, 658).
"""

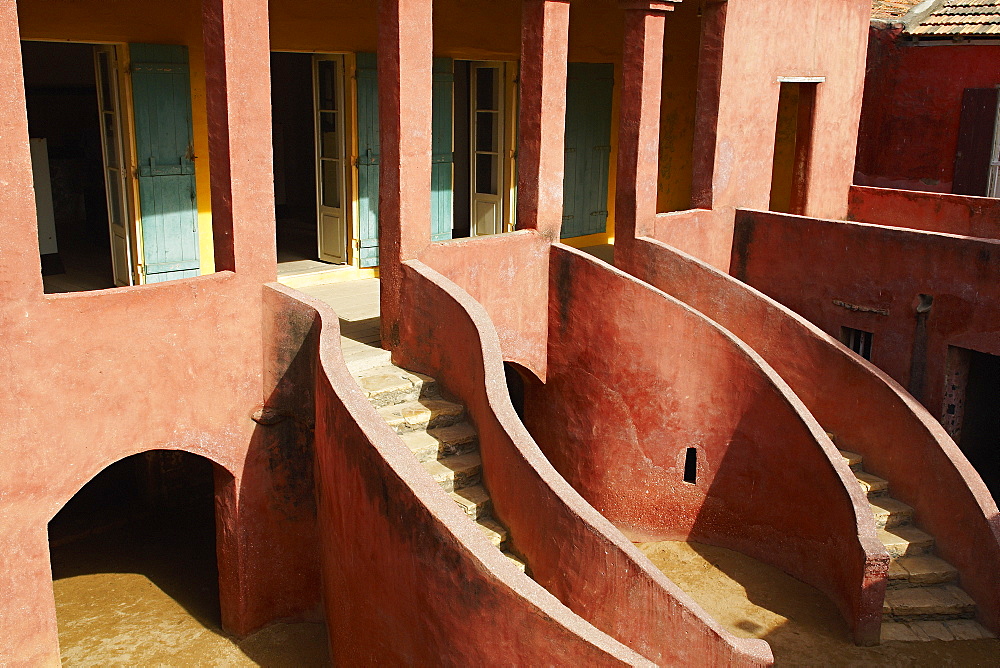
(17, 0, 215, 275)
(657, 0, 701, 214)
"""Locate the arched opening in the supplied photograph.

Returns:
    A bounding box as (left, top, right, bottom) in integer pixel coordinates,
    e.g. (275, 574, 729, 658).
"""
(48, 450, 225, 662)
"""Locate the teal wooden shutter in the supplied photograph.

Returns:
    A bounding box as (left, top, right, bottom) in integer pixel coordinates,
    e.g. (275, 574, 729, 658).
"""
(129, 43, 200, 283)
(356, 53, 380, 268)
(431, 58, 454, 242)
(562, 63, 614, 239)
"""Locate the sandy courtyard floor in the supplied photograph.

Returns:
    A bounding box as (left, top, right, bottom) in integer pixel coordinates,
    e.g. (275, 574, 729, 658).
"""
(638, 541, 1000, 667)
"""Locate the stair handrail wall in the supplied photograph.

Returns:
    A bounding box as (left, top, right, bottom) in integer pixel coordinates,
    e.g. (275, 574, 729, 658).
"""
(264, 283, 651, 665)
(621, 231, 1000, 637)
(395, 258, 773, 667)
(537, 245, 887, 646)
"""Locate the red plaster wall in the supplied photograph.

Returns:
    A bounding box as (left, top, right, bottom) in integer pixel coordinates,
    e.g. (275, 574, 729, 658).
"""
(290, 285, 649, 666)
(394, 258, 771, 665)
(849, 185, 1000, 239)
(0, 0, 314, 662)
(696, 0, 870, 219)
(418, 231, 551, 380)
(526, 245, 884, 643)
(731, 210, 1000, 418)
(651, 207, 736, 271)
(622, 235, 1000, 638)
(728, 211, 1000, 628)
(856, 35, 1000, 193)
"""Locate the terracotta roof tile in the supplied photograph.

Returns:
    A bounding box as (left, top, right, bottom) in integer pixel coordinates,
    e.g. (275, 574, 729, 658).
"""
(909, 0, 1000, 35)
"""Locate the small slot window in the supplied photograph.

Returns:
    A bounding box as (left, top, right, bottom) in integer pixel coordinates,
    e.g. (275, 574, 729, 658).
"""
(840, 326, 873, 361)
(683, 448, 697, 484)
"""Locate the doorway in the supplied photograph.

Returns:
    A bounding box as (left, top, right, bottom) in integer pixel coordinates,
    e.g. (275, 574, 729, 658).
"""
(271, 51, 350, 271)
(452, 60, 518, 239)
(22, 41, 119, 293)
(768, 81, 818, 215)
(946, 349, 1000, 502)
(49, 451, 222, 660)
(24, 40, 202, 292)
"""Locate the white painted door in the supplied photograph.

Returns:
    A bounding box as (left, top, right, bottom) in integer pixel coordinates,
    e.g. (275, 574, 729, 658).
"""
(313, 54, 348, 263)
(94, 45, 136, 286)
(470, 62, 505, 236)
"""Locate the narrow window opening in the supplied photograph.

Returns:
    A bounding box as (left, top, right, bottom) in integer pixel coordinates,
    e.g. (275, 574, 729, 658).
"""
(840, 326, 873, 361)
(769, 81, 818, 215)
(683, 447, 697, 484)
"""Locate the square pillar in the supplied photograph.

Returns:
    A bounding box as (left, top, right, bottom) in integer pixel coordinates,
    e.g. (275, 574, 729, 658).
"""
(614, 1, 675, 258)
(515, 0, 571, 241)
(378, 0, 433, 348)
(202, 0, 277, 283)
(0, 0, 45, 305)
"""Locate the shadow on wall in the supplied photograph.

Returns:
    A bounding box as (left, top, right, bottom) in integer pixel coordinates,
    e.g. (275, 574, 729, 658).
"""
(521, 244, 881, 644)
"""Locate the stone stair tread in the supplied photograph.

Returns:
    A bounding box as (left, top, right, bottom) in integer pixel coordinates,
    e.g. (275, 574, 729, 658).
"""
(377, 398, 464, 431)
(399, 422, 478, 462)
(475, 517, 509, 547)
(870, 496, 915, 529)
(944, 619, 996, 640)
(878, 525, 934, 557)
(884, 584, 976, 619)
(893, 555, 959, 586)
(504, 551, 527, 573)
(855, 470, 890, 496)
(422, 453, 482, 493)
(450, 484, 492, 519)
(838, 449, 863, 468)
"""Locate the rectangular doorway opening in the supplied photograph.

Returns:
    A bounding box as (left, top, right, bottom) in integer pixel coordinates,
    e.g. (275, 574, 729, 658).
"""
(943, 347, 1000, 502)
(271, 52, 349, 274)
(768, 81, 817, 215)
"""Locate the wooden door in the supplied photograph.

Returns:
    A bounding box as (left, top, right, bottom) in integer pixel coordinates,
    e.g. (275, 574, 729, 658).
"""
(562, 63, 613, 239)
(129, 43, 200, 284)
(953, 88, 999, 197)
(431, 57, 454, 242)
(314, 54, 348, 263)
(470, 63, 505, 236)
(94, 45, 135, 286)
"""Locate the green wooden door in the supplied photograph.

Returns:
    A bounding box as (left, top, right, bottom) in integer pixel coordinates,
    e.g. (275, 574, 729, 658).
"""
(356, 53, 380, 268)
(431, 57, 454, 242)
(130, 43, 200, 283)
(355, 53, 454, 264)
(562, 63, 614, 239)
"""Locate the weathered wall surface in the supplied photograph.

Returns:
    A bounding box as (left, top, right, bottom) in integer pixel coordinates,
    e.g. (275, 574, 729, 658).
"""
(651, 207, 736, 271)
(296, 284, 650, 666)
(525, 244, 882, 643)
(855, 34, 1000, 193)
(394, 258, 771, 666)
(418, 231, 550, 380)
(622, 235, 1000, 638)
(730, 209, 1000, 418)
(694, 0, 870, 219)
(849, 185, 1000, 239)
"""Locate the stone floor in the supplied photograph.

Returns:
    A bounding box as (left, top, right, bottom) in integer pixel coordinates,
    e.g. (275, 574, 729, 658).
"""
(300, 277, 388, 373)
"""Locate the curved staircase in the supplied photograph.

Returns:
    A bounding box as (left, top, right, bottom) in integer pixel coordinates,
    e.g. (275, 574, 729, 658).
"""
(835, 444, 994, 642)
(354, 363, 527, 573)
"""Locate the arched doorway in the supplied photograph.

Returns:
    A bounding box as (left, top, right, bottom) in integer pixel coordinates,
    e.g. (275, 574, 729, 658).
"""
(48, 450, 225, 662)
